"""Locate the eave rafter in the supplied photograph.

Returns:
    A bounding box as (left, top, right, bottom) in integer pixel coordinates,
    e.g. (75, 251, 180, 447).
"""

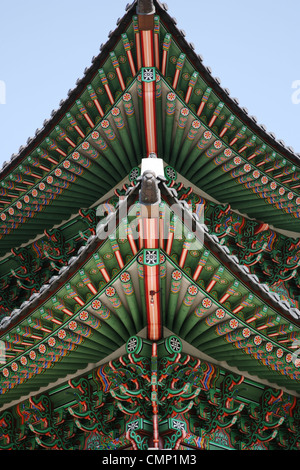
(0, 0, 300, 257)
(0, 180, 299, 409)
(0, 0, 300, 451)
(1, 165, 299, 321)
(0, 333, 299, 450)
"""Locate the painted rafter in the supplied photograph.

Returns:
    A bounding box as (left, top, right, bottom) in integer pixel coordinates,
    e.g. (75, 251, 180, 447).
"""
(0, 334, 299, 450)
(0, 0, 300, 452)
(1, 166, 298, 322)
(0, 181, 299, 409)
(0, 2, 300, 255)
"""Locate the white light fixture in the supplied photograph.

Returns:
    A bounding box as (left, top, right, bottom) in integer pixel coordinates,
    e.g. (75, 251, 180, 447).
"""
(141, 156, 164, 178)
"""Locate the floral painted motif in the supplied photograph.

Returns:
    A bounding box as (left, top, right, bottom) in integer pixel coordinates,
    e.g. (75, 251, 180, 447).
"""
(120, 272, 131, 283)
(216, 308, 225, 319)
(39, 344, 46, 354)
(29, 350, 37, 360)
(202, 298, 212, 309)
(254, 335, 263, 345)
(172, 270, 182, 281)
(92, 299, 102, 310)
(69, 321, 77, 331)
(229, 319, 239, 329)
(188, 285, 198, 296)
(20, 356, 28, 366)
(58, 330, 66, 340)
(106, 286, 116, 297)
(80, 311, 89, 321)
(48, 337, 56, 347)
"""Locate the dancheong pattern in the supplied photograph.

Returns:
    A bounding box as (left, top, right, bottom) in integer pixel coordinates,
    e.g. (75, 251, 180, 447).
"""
(0, 0, 299, 452)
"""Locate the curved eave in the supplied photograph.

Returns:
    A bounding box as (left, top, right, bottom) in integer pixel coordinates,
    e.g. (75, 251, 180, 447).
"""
(2, 179, 298, 335)
(0, 183, 140, 334)
(0, 171, 298, 321)
(161, 181, 300, 328)
(0, 0, 300, 249)
(0, 184, 143, 406)
(0, 179, 299, 406)
(0, 4, 141, 252)
(0, 6, 134, 181)
(154, 0, 300, 168)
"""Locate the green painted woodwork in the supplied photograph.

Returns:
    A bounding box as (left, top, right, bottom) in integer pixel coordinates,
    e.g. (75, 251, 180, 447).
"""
(0, 334, 298, 450)
(0, 1, 299, 451)
(0, 11, 300, 259)
(0, 192, 299, 410)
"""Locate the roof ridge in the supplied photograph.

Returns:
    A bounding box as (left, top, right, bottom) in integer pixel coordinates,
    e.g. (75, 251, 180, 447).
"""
(153, 0, 300, 164)
(0, 181, 140, 333)
(0, 3, 136, 182)
(160, 180, 300, 324)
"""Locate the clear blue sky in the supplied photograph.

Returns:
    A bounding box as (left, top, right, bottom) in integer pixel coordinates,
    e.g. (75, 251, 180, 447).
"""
(0, 0, 300, 167)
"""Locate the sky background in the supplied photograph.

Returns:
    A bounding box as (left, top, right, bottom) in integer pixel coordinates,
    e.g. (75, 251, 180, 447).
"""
(0, 0, 300, 167)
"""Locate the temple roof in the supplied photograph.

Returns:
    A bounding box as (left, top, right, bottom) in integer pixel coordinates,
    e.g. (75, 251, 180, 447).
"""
(0, 174, 299, 409)
(0, 0, 299, 256)
(0, 0, 299, 415)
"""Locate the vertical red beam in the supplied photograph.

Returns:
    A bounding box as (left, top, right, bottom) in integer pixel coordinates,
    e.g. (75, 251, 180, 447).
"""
(143, 216, 162, 341)
(140, 39, 157, 156)
(142, 76, 157, 155)
(140, 29, 154, 67)
(138, 9, 157, 156)
(138, 4, 161, 341)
